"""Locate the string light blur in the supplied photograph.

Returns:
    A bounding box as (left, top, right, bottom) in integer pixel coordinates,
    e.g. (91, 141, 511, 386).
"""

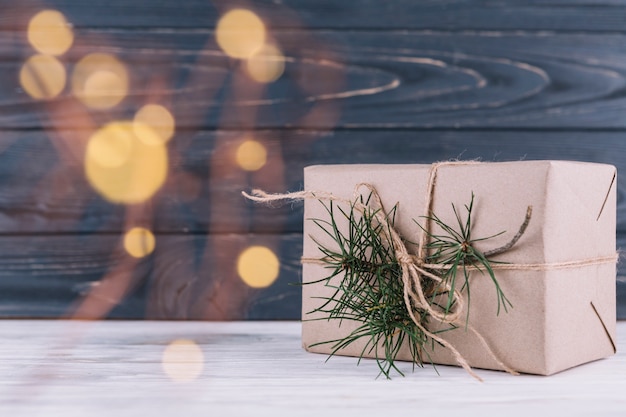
(237, 246, 280, 288)
(85, 121, 168, 204)
(27, 10, 74, 56)
(216, 9, 266, 59)
(20, 54, 67, 99)
(133, 104, 176, 144)
(235, 139, 267, 171)
(162, 339, 204, 383)
(72, 53, 129, 109)
(124, 227, 156, 258)
(246, 44, 285, 83)
(86, 122, 133, 168)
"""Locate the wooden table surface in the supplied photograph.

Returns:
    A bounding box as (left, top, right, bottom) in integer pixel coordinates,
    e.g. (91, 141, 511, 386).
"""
(0, 320, 625, 416)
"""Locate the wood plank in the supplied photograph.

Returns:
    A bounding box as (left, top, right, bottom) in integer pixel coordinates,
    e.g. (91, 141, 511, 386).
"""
(1, 130, 626, 234)
(0, 232, 624, 320)
(0, 233, 302, 320)
(1, 321, 626, 416)
(2, 30, 626, 129)
(4, 1, 626, 31)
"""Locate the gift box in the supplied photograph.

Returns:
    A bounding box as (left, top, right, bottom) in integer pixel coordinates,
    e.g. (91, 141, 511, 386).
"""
(301, 161, 617, 375)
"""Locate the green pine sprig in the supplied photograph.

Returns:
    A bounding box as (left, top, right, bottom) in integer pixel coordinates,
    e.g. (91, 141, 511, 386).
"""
(306, 194, 434, 378)
(419, 192, 513, 322)
(304, 191, 528, 379)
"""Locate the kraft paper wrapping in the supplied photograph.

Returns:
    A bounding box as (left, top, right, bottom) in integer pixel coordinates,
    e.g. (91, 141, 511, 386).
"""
(301, 161, 617, 375)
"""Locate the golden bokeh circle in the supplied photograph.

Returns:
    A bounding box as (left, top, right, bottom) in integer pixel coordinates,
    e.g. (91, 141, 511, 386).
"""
(124, 227, 156, 258)
(235, 139, 267, 171)
(72, 53, 129, 109)
(19, 54, 67, 100)
(133, 104, 176, 144)
(216, 9, 266, 59)
(27, 10, 74, 56)
(162, 339, 204, 383)
(86, 122, 133, 168)
(246, 44, 285, 84)
(237, 246, 280, 288)
(85, 121, 168, 204)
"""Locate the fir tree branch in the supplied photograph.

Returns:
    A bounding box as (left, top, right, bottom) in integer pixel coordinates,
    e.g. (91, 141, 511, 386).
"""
(305, 192, 529, 378)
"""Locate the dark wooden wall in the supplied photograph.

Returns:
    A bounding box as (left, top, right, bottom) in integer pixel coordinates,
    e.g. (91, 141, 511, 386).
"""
(2, 1, 626, 319)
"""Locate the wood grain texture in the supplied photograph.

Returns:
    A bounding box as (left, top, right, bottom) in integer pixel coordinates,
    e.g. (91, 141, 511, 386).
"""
(0, 233, 302, 320)
(4, 1, 626, 31)
(0, 130, 625, 234)
(2, 30, 626, 129)
(1, 320, 626, 417)
(2, 1, 626, 321)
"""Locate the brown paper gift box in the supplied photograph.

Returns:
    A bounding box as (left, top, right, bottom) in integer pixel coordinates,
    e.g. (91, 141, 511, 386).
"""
(301, 161, 617, 375)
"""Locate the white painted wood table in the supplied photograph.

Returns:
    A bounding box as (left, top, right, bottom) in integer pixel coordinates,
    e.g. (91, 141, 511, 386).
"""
(0, 320, 625, 416)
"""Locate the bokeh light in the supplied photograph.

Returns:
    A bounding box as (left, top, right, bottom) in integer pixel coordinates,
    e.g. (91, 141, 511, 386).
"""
(85, 122, 133, 168)
(162, 339, 204, 383)
(85, 121, 168, 204)
(27, 10, 74, 56)
(246, 44, 285, 83)
(19, 54, 66, 99)
(237, 246, 280, 288)
(133, 104, 175, 144)
(72, 53, 128, 109)
(235, 139, 267, 171)
(216, 9, 266, 59)
(124, 227, 156, 258)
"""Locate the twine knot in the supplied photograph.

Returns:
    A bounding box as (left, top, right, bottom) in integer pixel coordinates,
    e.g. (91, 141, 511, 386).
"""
(396, 252, 415, 265)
